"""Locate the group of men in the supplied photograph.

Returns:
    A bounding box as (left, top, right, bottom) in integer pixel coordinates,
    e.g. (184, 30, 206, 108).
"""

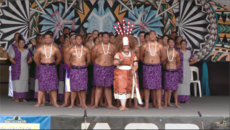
(12, 27, 186, 109)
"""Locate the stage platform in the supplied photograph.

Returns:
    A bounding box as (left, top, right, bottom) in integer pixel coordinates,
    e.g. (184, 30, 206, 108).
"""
(0, 95, 229, 129)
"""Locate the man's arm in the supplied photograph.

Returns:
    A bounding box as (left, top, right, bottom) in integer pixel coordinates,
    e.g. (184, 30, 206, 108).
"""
(176, 51, 180, 69)
(55, 47, 62, 65)
(135, 47, 140, 61)
(33, 48, 41, 66)
(160, 45, 167, 64)
(85, 47, 91, 66)
(64, 47, 72, 68)
(91, 45, 97, 65)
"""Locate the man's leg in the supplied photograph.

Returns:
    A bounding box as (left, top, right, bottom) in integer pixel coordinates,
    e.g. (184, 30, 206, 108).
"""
(104, 87, 116, 109)
(80, 90, 88, 108)
(99, 89, 106, 107)
(151, 90, 157, 107)
(35, 91, 44, 107)
(173, 91, 182, 108)
(167, 90, 173, 106)
(163, 90, 168, 108)
(134, 98, 143, 109)
(69, 92, 76, 108)
(61, 92, 70, 107)
(77, 91, 82, 107)
(91, 86, 103, 108)
(89, 86, 95, 106)
(50, 90, 60, 107)
(156, 89, 163, 109)
(143, 89, 150, 109)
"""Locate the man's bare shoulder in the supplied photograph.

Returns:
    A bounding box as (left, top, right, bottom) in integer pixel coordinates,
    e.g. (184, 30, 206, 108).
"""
(83, 46, 90, 52)
(157, 42, 163, 48)
(175, 50, 180, 56)
(110, 43, 116, 49)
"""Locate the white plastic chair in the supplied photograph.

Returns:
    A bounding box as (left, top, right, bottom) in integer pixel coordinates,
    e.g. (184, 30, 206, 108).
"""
(190, 66, 202, 97)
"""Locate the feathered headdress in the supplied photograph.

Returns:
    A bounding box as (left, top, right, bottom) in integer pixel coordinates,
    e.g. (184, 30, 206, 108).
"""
(113, 18, 134, 46)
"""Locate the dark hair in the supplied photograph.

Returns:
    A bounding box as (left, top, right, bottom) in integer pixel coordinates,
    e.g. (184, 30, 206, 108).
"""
(46, 31, 53, 36)
(167, 38, 174, 43)
(93, 37, 98, 43)
(102, 32, 109, 37)
(36, 34, 41, 39)
(149, 30, 156, 35)
(180, 40, 187, 45)
(144, 32, 149, 38)
(44, 33, 53, 37)
(69, 31, 75, 36)
(75, 34, 82, 39)
(98, 32, 103, 36)
(63, 27, 70, 31)
(88, 36, 92, 40)
(110, 35, 115, 37)
(162, 35, 169, 39)
(18, 35, 25, 43)
(92, 30, 99, 33)
(138, 31, 145, 36)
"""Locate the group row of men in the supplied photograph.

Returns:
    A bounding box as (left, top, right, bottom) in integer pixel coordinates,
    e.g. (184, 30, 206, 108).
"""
(19, 27, 186, 109)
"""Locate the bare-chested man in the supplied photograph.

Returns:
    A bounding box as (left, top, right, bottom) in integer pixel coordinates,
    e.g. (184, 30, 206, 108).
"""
(163, 38, 181, 108)
(140, 30, 166, 109)
(109, 35, 116, 44)
(90, 32, 117, 109)
(98, 33, 103, 43)
(138, 31, 145, 46)
(34, 33, 62, 107)
(62, 27, 70, 35)
(85, 30, 99, 51)
(65, 35, 91, 108)
(144, 33, 150, 43)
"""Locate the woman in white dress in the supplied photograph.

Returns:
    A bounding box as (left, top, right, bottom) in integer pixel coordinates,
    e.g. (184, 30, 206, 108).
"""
(8, 35, 32, 102)
(177, 40, 196, 103)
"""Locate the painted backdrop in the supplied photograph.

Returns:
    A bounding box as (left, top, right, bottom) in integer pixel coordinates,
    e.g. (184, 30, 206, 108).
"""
(0, 0, 229, 62)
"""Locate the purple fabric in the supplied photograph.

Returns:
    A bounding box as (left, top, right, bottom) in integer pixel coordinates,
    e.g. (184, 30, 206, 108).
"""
(174, 46, 194, 83)
(35, 65, 39, 79)
(59, 62, 65, 81)
(92, 64, 114, 87)
(70, 65, 88, 91)
(11, 45, 21, 80)
(163, 69, 179, 91)
(34, 92, 38, 98)
(178, 95, 190, 101)
(142, 63, 161, 89)
(38, 62, 58, 91)
(27, 50, 32, 59)
(64, 63, 71, 78)
(13, 91, 28, 98)
(58, 94, 64, 101)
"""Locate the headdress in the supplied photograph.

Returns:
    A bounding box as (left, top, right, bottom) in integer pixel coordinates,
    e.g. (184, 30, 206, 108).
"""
(113, 18, 134, 46)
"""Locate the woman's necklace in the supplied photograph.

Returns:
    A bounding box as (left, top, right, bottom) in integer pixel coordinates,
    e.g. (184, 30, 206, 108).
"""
(44, 44, 53, 59)
(148, 41, 157, 56)
(167, 47, 174, 62)
(75, 45, 83, 58)
(102, 42, 110, 55)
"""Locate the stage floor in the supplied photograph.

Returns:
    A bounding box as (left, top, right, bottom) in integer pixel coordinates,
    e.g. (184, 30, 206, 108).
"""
(0, 95, 229, 117)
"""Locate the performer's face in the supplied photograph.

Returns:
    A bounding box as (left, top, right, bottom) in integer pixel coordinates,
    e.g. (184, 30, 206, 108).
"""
(145, 35, 149, 42)
(71, 38, 76, 45)
(75, 36, 82, 46)
(163, 36, 168, 46)
(168, 39, 175, 48)
(92, 31, 99, 39)
(63, 29, 70, 34)
(98, 34, 102, 42)
(109, 36, 115, 44)
(138, 33, 145, 43)
(59, 35, 64, 43)
(123, 45, 129, 52)
(18, 40, 25, 48)
(181, 41, 187, 49)
(95, 38, 100, 45)
(102, 34, 109, 44)
(44, 35, 53, 44)
(86, 34, 92, 42)
(176, 36, 183, 45)
(158, 38, 163, 44)
(14, 33, 20, 41)
(149, 31, 157, 41)
(171, 32, 177, 39)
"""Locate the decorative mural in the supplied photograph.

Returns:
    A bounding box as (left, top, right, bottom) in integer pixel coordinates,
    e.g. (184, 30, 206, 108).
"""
(0, 0, 229, 62)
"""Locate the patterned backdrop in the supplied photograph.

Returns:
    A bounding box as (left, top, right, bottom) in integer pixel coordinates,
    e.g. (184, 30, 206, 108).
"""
(0, 0, 229, 62)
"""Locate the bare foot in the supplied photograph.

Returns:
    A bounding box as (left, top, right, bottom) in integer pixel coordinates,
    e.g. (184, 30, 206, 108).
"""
(41, 103, 45, 106)
(115, 102, 120, 108)
(143, 105, 149, 109)
(175, 104, 182, 108)
(99, 103, 106, 107)
(127, 103, 134, 108)
(168, 103, 173, 107)
(90, 105, 98, 108)
(82, 104, 89, 108)
(12, 97, 15, 100)
(53, 103, 60, 107)
(15, 99, 19, 102)
(124, 107, 129, 110)
(68, 105, 74, 108)
(119, 107, 125, 111)
(61, 103, 69, 107)
(163, 105, 167, 108)
(34, 103, 41, 107)
(22, 99, 27, 102)
(152, 104, 157, 108)
(157, 105, 163, 109)
(185, 102, 189, 104)
(134, 105, 143, 109)
(107, 105, 117, 109)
